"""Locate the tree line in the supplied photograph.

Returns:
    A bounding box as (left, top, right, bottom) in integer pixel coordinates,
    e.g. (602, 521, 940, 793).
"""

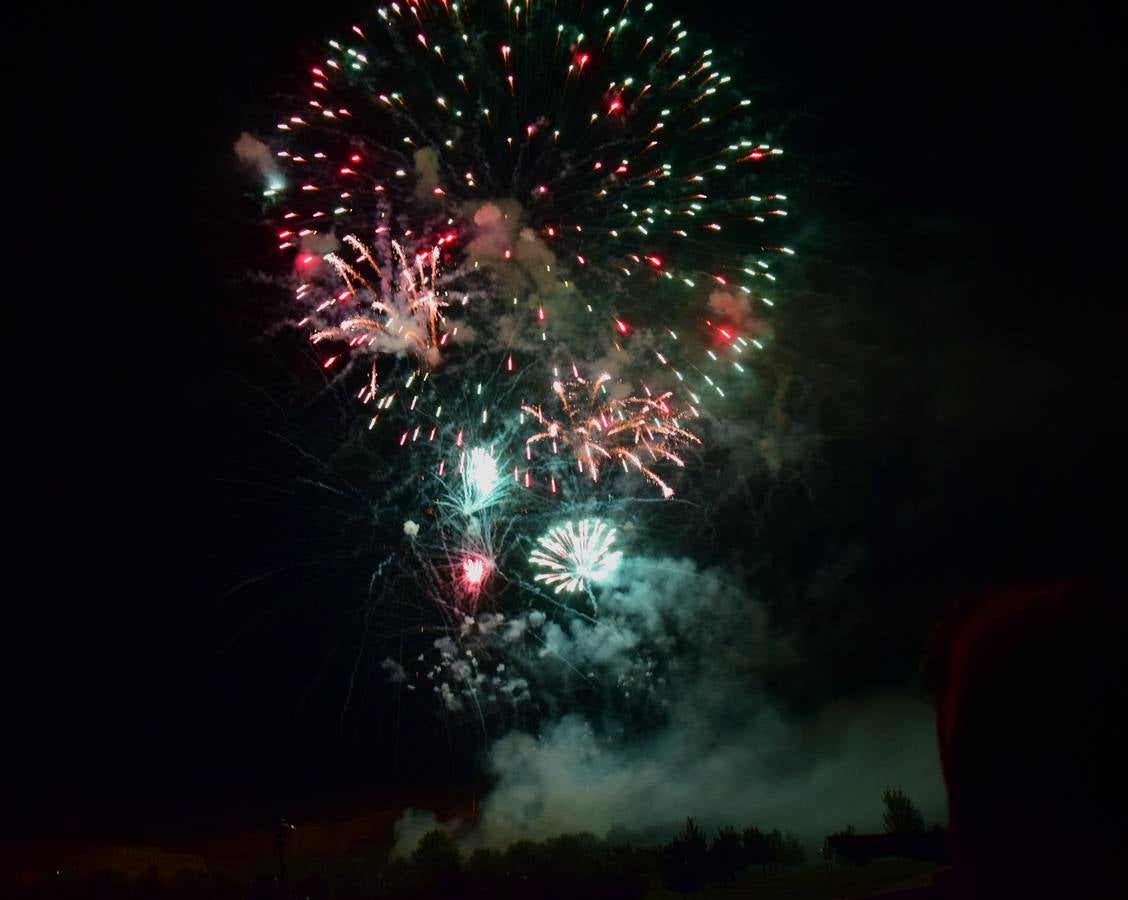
(7, 788, 933, 899)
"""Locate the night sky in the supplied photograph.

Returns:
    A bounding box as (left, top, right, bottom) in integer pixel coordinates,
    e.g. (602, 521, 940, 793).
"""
(15, 1, 1123, 848)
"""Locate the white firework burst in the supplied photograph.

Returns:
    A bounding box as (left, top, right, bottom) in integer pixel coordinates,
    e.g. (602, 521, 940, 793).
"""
(456, 446, 506, 516)
(529, 519, 623, 594)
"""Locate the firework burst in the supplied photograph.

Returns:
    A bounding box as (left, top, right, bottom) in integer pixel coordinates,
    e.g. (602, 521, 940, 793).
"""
(529, 518, 624, 595)
(239, 0, 799, 724)
(254, 0, 792, 444)
(304, 233, 456, 374)
(522, 369, 700, 497)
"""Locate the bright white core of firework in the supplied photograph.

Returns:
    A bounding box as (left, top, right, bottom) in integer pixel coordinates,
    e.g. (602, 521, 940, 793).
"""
(529, 519, 623, 593)
(461, 556, 489, 589)
(460, 446, 503, 515)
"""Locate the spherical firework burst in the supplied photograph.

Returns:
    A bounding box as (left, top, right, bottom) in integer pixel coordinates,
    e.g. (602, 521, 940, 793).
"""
(529, 518, 624, 594)
(270, 0, 791, 294)
(253, 0, 792, 473)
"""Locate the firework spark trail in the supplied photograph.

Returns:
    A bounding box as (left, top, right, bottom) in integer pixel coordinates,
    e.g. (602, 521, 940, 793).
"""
(521, 369, 701, 497)
(309, 235, 452, 370)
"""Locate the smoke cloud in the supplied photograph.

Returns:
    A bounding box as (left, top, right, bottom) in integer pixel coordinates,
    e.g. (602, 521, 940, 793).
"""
(392, 808, 455, 859)
(472, 693, 943, 848)
(413, 147, 442, 202)
(392, 555, 945, 854)
(299, 232, 340, 256)
(233, 131, 282, 184)
(463, 200, 567, 311)
(708, 289, 773, 339)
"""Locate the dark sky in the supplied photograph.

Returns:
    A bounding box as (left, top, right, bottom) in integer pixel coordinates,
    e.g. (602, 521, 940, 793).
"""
(15, 1, 1123, 844)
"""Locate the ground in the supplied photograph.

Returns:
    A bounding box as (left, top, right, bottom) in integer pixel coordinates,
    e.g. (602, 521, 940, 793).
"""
(646, 860, 946, 899)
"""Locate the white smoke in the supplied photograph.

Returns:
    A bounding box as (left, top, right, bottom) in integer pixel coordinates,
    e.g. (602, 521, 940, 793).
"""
(391, 556, 945, 854)
(381, 658, 408, 684)
(462, 200, 570, 315)
(233, 131, 282, 185)
(391, 808, 458, 858)
(299, 232, 340, 257)
(470, 691, 943, 848)
(413, 147, 442, 202)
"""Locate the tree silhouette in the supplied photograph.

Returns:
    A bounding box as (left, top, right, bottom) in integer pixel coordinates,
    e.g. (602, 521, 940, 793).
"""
(380, 856, 412, 890)
(708, 826, 745, 882)
(503, 838, 544, 879)
(412, 828, 462, 876)
(881, 787, 925, 835)
(464, 846, 504, 899)
(662, 817, 709, 894)
(823, 825, 861, 866)
(531, 833, 603, 900)
(408, 829, 463, 899)
(779, 832, 807, 866)
(766, 829, 785, 867)
(742, 825, 772, 877)
(600, 844, 649, 900)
